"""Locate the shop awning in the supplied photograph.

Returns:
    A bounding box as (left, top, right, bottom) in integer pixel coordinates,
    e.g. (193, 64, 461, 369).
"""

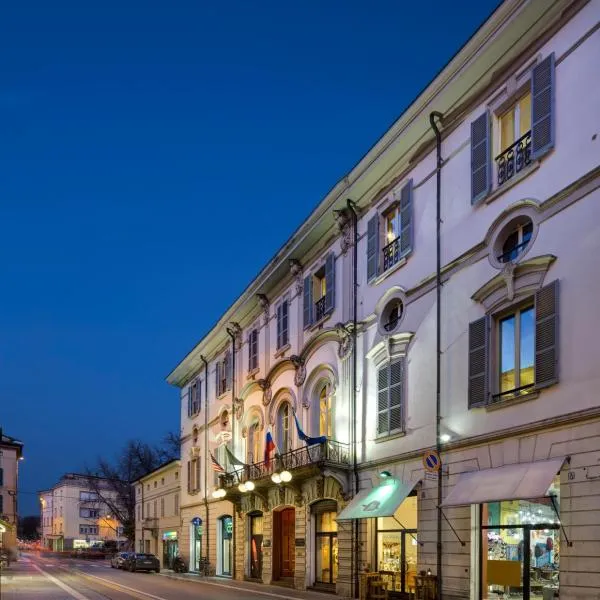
(441, 458, 565, 507)
(336, 478, 419, 521)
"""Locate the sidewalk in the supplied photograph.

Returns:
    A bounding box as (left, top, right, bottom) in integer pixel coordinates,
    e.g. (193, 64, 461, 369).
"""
(159, 571, 348, 600)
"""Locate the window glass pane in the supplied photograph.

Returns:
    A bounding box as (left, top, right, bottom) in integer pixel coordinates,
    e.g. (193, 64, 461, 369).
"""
(316, 537, 332, 583)
(500, 315, 516, 392)
(377, 495, 418, 530)
(378, 531, 401, 572)
(482, 524, 525, 597)
(500, 109, 515, 151)
(386, 209, 399, 243)
(520, 307, 535, 388)
(317, 511, 337, 533)
(519, 92, 532, 136)
(251, 515, 263, 535)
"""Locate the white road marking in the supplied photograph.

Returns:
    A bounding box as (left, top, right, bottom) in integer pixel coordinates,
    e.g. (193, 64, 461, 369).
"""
(75, 571, 169, 599)
(30, 563, 92, 600)
(161, 574, 326, 600)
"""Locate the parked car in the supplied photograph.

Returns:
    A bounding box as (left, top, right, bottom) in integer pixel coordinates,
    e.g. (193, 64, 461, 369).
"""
(123, 553, 160, 573)
(110, 552, 130, 569)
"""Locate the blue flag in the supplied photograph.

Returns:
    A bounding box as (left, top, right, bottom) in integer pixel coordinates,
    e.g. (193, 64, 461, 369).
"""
(293, 411, 327, 446)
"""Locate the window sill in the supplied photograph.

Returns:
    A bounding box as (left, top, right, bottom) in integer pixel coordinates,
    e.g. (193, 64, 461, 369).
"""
(274, 343, 291, 359)
(246, 367, 260, 381)
(308, 311, 333, 332)
(217, 391, 229, 401)
(374, 430, 406, 444)
(485, 160, 541, 205)
(485, 389, 539, 411)
(369, 256, 407, 287)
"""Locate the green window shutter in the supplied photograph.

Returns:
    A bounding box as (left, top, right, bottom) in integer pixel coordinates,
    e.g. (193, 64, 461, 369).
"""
(367, 215, 380, 281)
(471, 111, 491, 204)
(215, 362, 221, 396)
(535, 279, 559, 389)
(399, 180, 414, 258)
(468, 316, 489, 408)
(187, 388, 192, 418)
(303, 276, 313, 329)
(324, 253, 335, 314)
(531, 53, 555, 160)
(377, 365, 389, 436)
(187, 461, 192, 494)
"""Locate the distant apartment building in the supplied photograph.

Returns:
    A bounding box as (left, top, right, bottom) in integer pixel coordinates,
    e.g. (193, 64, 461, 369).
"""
(39, 473, 126, 551)
(133, 459, 181, 568)
(0, 430, 24, 558)
(167, 1, 600, 599)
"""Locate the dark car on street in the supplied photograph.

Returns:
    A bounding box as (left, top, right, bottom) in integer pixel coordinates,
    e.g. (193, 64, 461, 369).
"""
(110, 552, 130, 569)
(123, 553, 160, 573)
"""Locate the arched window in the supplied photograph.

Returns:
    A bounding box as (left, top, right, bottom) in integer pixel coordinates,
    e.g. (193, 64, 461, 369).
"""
(247, 420, 261, 464)
(277, 402, 291, 452)
(319, 383, 333, 439)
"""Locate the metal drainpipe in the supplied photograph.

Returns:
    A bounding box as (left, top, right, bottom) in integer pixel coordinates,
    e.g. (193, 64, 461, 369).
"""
(346, 199, 360, 598)
(429, 110, 444, 600)
(226, 328, 237, 581)
(200, 355, 210, 564)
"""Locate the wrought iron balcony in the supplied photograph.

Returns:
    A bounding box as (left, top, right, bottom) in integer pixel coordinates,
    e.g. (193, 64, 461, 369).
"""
(315, 296, 327, 322)
(219, 440, 350, 490)
(382, 237, 400, 272)
(495, 130, 531, 187)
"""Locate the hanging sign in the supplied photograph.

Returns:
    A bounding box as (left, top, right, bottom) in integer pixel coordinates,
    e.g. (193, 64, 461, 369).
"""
(423, 450, 441, 473)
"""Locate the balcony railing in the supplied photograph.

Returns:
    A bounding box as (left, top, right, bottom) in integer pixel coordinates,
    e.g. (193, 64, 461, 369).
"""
(382, 237, 401, 272)
(220, 440, 350, 489)
(495, 130, 531, 187)
(142, 517, 158, 530)
(315, 296, 327, 322)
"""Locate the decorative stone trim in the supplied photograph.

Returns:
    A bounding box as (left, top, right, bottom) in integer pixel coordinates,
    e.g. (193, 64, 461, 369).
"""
(257, 379, 272, 406)
(289, 259, 303, 295)
(274, 343, 291, 359)
(471, 254, 556, 313)
(256, 293, 270, 326)
(290, 355, 306, 386)
(334, 322, 353, 360)
(366, 332, 414, 370)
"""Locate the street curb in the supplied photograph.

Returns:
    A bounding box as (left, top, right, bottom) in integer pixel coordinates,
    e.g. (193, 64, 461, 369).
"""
(157, 572, 349, 600)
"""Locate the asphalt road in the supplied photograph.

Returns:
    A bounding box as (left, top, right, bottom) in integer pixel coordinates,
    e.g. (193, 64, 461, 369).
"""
(0, 554, 327, 600)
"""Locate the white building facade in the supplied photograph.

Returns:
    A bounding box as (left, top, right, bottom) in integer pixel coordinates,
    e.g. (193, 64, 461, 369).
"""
(133, 459, 181, 568)
(39, 473, 126, 551)
(168, 1, 600, 599)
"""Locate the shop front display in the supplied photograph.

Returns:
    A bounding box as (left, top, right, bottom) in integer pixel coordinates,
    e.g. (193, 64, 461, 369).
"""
(162, 531, 178, 569)
(441, 459, 564, 600)
(219, 515, 233, 576)
(376, 494, 418, 596)
(190, 517, 203, 572)
(313, 500, 338, 587)
(337, 477, 420, 599)
(482, 488, 560, 600)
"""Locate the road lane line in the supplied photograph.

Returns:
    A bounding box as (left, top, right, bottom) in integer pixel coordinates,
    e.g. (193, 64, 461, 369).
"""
(30, 563, 92, 600)
(74, 571, 169, 600)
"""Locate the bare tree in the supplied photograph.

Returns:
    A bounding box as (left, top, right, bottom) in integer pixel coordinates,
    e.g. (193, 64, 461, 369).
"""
(83, 435, 179, 545)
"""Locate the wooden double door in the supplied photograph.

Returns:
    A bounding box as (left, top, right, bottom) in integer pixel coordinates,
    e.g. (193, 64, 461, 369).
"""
(273, 508, 295, 579)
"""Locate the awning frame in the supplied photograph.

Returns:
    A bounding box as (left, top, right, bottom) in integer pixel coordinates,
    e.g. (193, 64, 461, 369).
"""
(549, 494, 572, 547)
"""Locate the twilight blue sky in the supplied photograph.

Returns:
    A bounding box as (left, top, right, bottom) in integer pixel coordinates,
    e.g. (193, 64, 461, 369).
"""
(1, 0, 499, 515)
